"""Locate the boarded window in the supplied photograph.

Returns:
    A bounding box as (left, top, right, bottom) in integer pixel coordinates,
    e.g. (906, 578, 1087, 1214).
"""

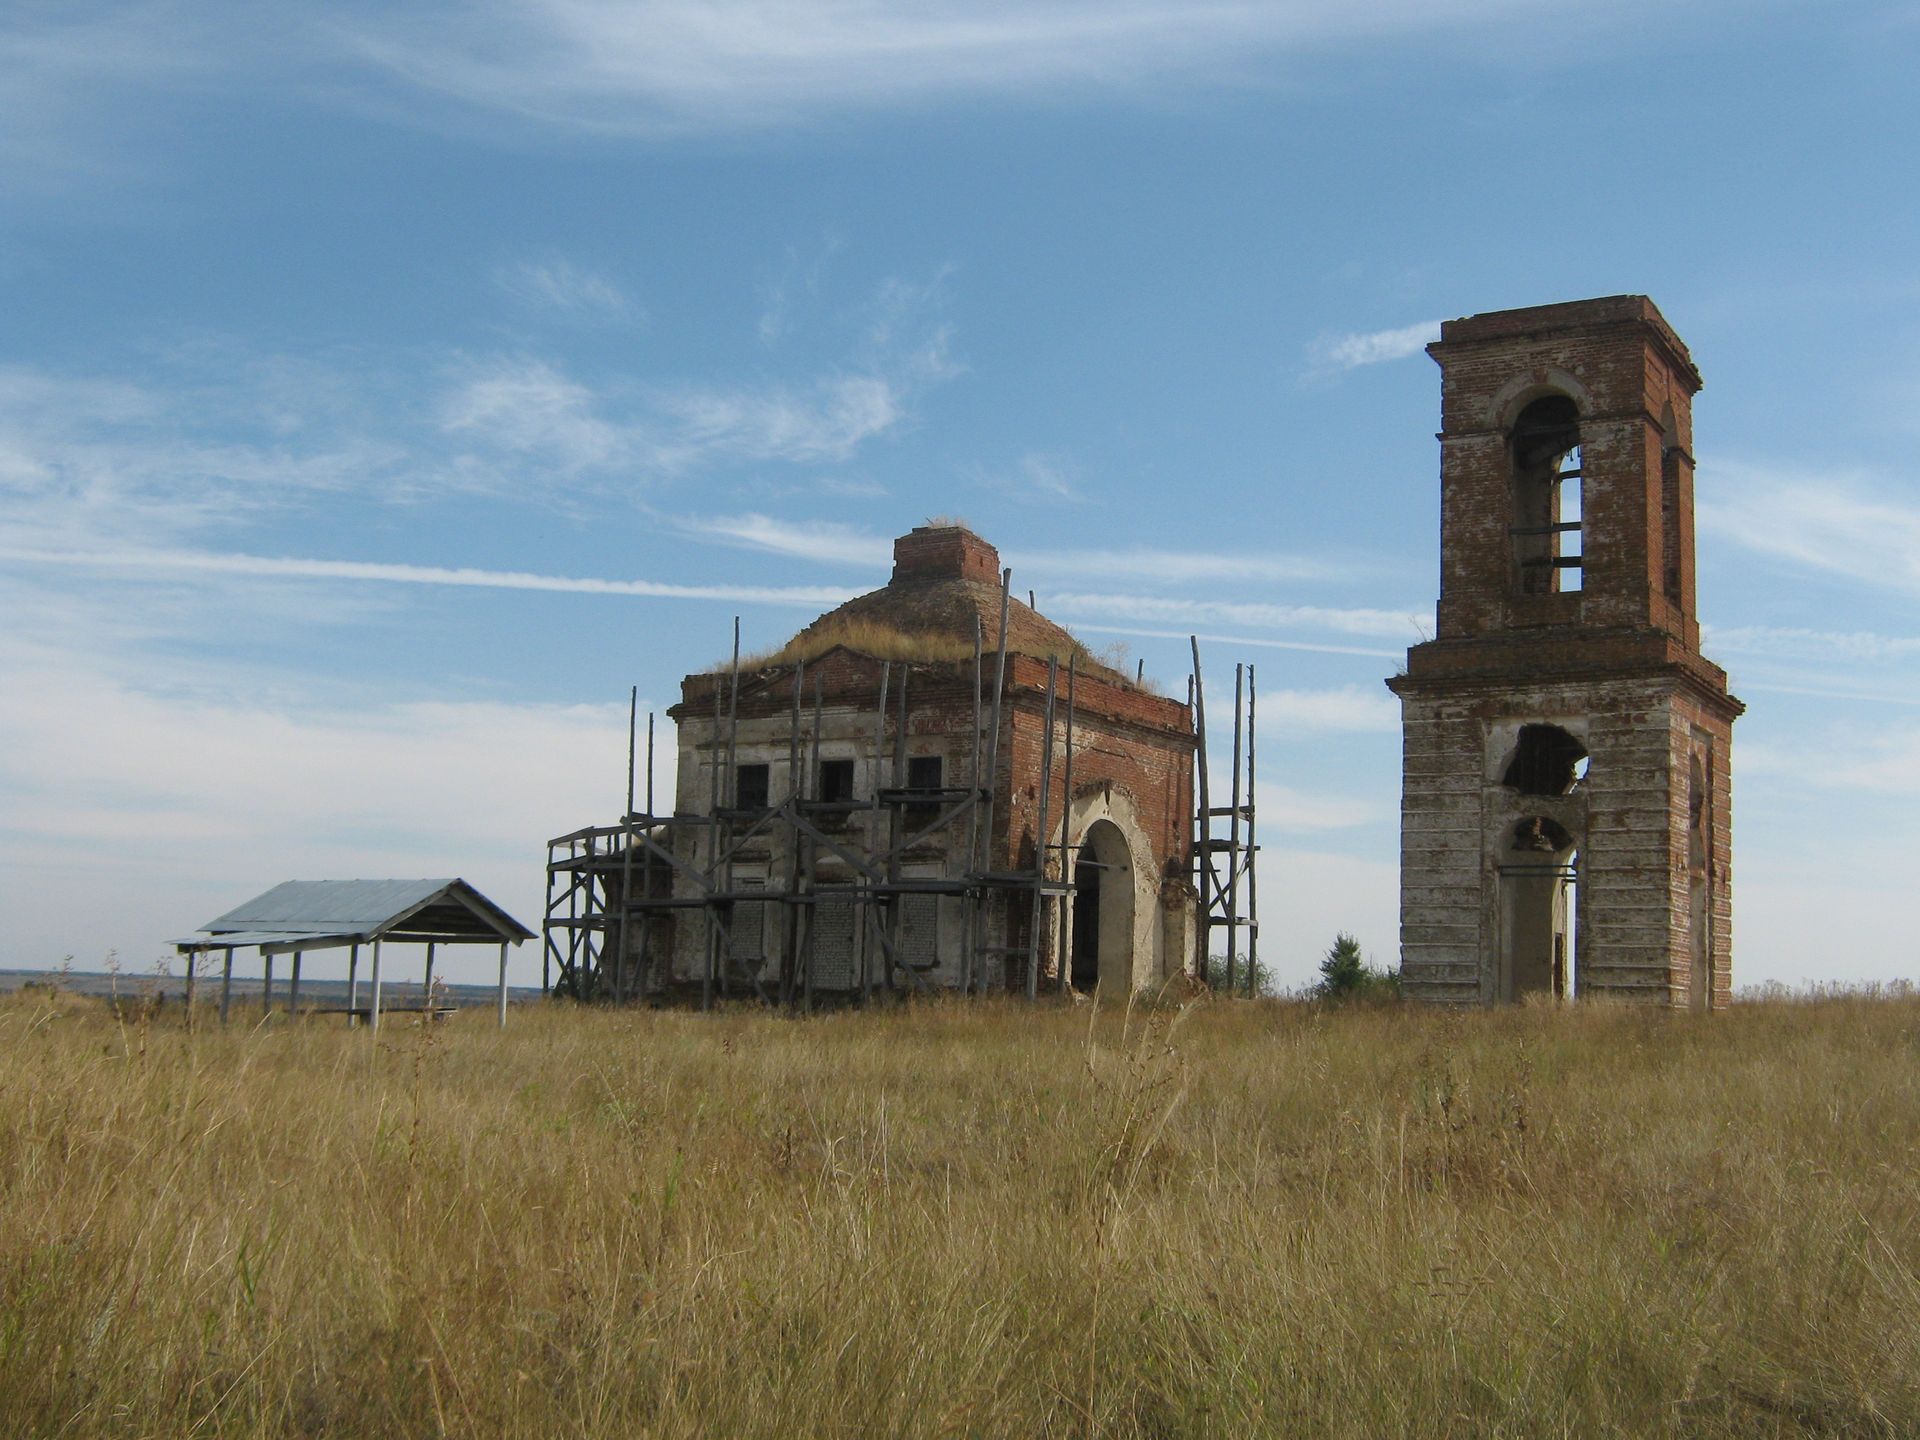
(728, 878, 766, 968)
(810, 895, 857, 989)
(899, 893, 939, 970)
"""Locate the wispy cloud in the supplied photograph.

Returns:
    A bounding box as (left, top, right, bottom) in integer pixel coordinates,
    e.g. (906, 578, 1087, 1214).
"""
(1013, 546, 1365, 586)
(1701, 462, 1920, 596)
(0, 543, 854, 610)
(328, 1, 1562, 137)
(1705, 624, 1920, 663)
(494, 257, 634, 320)
(1309, 319, 1441, 372)
(678, 511, 1373, 586)
(1046, 590, 1427, 640)
(1068, 623, 1404, 661)
(439, 358, 635, 475)
(971, 451, 1080, 504)
(677, 513, 891, 568)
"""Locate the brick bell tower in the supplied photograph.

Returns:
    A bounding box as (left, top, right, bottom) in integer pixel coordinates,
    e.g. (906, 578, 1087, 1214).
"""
(1386, 296, 1742, 1008)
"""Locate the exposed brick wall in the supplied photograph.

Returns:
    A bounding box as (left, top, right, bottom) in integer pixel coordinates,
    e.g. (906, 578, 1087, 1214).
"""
(664, 644, 1195, 991)
(1393, 295, 1741, 1010)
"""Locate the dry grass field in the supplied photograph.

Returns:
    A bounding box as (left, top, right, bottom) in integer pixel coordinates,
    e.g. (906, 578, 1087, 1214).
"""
(3, 986, 1918, 1437)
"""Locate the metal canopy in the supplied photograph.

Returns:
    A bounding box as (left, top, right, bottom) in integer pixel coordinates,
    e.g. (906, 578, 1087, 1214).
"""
(178, 878, 533, 956)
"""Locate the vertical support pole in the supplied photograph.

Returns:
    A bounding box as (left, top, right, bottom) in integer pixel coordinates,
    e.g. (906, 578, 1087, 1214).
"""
(219, 949, 233, 1025)
(423, 941, 435, 1002)
(498, 941, 510, 1028)
(963, 615, 983, 994)
(1226, 662, 1244, 995)
(807, 674, 825, 1010)
(887, 667, 909, 989)
(722, 620, 743, 1004)
(369, 939, 383, 1033)
(1191, 637, 1212, 987)
(782, 660, 806, 1009)
(1245, 664, 1259, 998)
(347, 943, 360, 1025)
(262, 951, 274, 1017)
(1026, 657, 1058, 1001)
(978, 569, 1013, 990)
(1055, 656, 1076, 993)
(542, 855, 553, 998)
(289, 951, 302, 1019)
(866, 663, 892, 1000)
(184, 948, 197, 1019)
(564, 844, 578, 998)
(617, 684, 636, 1007)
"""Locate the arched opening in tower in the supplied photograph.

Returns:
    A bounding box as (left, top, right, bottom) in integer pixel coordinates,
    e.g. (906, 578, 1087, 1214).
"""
(1509, 394, 1584, 595)
(1501, 815, 1578, 1001)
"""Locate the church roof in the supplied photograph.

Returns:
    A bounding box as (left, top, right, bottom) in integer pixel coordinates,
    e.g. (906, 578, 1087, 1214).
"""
(775, 525, 1119, 680)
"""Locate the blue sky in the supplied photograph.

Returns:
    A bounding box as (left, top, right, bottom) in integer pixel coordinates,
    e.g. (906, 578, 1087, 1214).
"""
(3, 1, 1918, 992)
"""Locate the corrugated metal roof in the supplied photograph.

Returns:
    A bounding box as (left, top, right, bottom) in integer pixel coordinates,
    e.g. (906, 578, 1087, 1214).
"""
(204, 879, 455, 931)
(183, 878, 533, 953)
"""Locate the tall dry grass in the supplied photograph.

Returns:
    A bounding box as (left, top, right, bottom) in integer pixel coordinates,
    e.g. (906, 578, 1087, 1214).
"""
(2, 988, 1918, 1437)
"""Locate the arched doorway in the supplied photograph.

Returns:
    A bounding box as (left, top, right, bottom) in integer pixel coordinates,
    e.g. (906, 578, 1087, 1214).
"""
(1070, 819, 1133, 992)
(1500, 815, 1577, 1001)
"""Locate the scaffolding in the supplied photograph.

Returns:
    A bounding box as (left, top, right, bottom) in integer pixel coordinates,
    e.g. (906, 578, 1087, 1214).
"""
(1191, 641, 1259, 996)
(542, 584, 1259, 1008)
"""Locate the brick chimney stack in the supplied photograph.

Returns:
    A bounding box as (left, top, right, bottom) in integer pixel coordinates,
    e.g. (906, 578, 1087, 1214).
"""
(890, 525, 1001, 585)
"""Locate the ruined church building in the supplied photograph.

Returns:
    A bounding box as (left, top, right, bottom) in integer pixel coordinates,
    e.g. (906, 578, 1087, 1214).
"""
(545, 294, 1738, 1009)
(1389, 296, 1741, 1009)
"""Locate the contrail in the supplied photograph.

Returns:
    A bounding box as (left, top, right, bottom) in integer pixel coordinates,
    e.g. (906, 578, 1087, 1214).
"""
(0, 545, 856, 608)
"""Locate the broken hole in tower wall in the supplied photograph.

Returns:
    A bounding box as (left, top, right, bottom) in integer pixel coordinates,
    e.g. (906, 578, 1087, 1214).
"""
(1501, 723, 1589, 796)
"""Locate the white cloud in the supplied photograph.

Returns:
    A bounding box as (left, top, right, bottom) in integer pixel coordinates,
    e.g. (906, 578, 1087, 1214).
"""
(1046, 590, 1427, 640)
(1705, 624, 1920, 663)
(328, 0, 1557, 137)
(1309, 319, 1442, 372)
(677, 511, 1375, 587)
(440, 357, 635, 474)
(1701, 462, 1920, 596)
(495, 257, 633, 319)
(1012, 546, 1365, 586)
(0, 543, 854, 610)
(655, 372, 906, 464)
(1241, 685, 1400, 734)
(0, 638, 635, 981)
(677, 513, 892, 568)
(1069, 623, 1404, 661)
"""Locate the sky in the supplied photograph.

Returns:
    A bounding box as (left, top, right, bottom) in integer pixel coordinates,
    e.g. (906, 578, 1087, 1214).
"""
(3, 1, 1918, 994)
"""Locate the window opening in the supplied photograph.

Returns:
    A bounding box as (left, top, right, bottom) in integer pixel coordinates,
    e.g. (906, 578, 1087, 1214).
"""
(818, 758, 855, 804)
(1509, 395, 1583, 594)
(1502, 724, 1589, 796)
(735, 762, 770, 810)
(906, 755, 943, 791)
